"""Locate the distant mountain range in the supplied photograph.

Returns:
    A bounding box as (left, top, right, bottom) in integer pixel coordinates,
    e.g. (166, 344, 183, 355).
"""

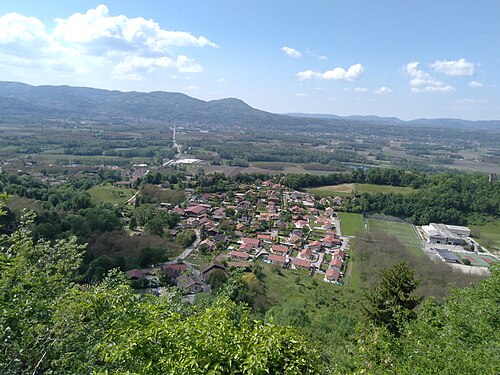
(286, 113, 500, 128)
(0, 81, 498, 128)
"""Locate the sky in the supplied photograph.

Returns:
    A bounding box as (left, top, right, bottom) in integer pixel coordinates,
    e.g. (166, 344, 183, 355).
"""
(0, 0, 499, 120)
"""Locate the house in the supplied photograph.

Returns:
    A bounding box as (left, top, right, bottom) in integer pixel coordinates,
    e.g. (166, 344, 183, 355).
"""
(257, 232, 277, 244)
(212, 208, 226, 220)
(199, 239, 216, 252)
(186, 217, 200, 227)
(176, 275, 207, 294)
(298, 247, 313, 260)
(271, 244, 289, 255)
(293, 258, 312, 270)
(323, 235, 341, 248)
(236, 223, 247, 231)
(333, 249, 345, 259)
(325, 207, 335, 217)
(242, 237, 261, 249)
(306, 240, 322, 252)
(125, 268, 144, 280)
(294, 220, 309, 229)
(200, 262, 227, 280)
(229, 250, 251, 261)
(325, 268, 341, 283)
(267, 254, 287, 266)
(214, 233, 227, 243)
(184, 205, 207, 217)
(162, 263, 187, 281)
(329, 258, 343, 271)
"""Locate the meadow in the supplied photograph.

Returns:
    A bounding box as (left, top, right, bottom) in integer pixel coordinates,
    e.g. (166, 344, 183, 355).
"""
(368, 219, 422, 256)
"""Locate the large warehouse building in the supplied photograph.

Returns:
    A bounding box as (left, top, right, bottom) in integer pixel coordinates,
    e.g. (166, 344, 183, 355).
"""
(421, 223, 470, 245)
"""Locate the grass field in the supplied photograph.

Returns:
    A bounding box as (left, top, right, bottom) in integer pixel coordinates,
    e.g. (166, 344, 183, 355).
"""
(307, 183, 416, 197)
(338, 212, 364, 236)
(368, 219, 422, 256)
(88, 184, 136, 205)
(471, 220, 500, 253)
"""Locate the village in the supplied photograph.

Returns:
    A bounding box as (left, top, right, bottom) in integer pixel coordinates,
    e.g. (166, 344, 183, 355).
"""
(124, 179, 352, 296)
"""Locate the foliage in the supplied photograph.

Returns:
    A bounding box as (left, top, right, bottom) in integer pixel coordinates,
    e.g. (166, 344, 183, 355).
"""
(362, 261, 422, 335)
(0, 220, 319, 374)
(353, 263, 500, 374)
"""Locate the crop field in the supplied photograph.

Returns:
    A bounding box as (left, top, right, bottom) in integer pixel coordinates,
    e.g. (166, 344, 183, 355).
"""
(338, 212, 364, 236)
(307, 183, 416, 197)
(368, 219, 422, 256)
(88, 184, 136, 205)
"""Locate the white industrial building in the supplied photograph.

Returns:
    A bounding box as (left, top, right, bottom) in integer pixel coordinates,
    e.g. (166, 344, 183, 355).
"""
(421, 223, 470, 245)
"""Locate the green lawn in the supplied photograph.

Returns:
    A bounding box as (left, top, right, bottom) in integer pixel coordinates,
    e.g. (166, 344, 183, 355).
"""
(471, 220, 500, 252)
(339, 212, 364, 236)
(88, 184, 136, 205)
(368, 219, 422, 256)
(307, 183, 416, 197)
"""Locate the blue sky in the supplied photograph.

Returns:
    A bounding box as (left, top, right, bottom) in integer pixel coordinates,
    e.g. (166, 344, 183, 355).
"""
(0, 1, 499, 120)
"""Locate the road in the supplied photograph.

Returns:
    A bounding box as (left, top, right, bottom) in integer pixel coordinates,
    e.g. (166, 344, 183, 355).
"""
(174, 228, 201, 261)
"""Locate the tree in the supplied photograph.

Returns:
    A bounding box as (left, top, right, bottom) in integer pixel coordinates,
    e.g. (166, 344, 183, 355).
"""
(0, 213, 319, 373)
(128, 215, 137, 230)
(363, 261, 422, 335)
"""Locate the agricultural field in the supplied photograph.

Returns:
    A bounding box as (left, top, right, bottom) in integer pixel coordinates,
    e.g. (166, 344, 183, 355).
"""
(88, 184, 136, 205)
(307, 183, 416, 197)
(338, 212, 364, 236)
(368, 219, 422, 256)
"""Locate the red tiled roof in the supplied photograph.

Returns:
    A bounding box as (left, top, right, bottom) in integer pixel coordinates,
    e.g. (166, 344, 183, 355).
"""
(268, 254, 286, 264)
(229, 250, 251, 260)
(272, 244, 289, 253)
(326, 268, 340, 281)
(293, 258, 311, 268)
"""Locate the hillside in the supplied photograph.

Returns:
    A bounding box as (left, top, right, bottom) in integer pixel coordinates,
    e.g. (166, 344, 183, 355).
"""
(0, 81, 303, 127)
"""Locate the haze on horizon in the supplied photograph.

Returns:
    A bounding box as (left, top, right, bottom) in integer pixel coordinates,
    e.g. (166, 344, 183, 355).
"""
(0, 0, 499, 121)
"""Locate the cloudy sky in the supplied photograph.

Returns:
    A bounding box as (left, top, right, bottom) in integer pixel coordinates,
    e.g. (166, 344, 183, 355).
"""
(0, 0, 499, 120)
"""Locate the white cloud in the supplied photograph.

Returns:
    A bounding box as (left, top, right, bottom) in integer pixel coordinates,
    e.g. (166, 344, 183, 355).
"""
(468, 80, 483, 88)
(297, 63, 364, 81)
(456, 98, 488, 105)
(186, 85, 199, 90)
(354, 87, 369, 93)
(297, 69, 320, 80)
(406, 62, 454, 93)
(374, 86, 393, 94)
(0, 5, 217, 81)
(218, 78, 228, 82)
(295, 93, 307, 97)
(281, 46, 302, 58)
(430, 58, 476, 76)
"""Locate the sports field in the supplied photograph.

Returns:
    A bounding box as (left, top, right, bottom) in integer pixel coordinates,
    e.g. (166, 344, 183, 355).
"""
(307, 183, 416, 197)
(368, 219, 422, 256)
(339, 212, 364, 236)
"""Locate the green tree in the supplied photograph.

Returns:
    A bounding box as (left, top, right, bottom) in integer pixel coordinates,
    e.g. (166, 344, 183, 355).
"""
(363, 261, 422, 335)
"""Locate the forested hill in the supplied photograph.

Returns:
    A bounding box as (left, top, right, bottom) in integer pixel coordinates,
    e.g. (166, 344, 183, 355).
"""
(0, 81, 307, 127)
(2, 81, 498, 129)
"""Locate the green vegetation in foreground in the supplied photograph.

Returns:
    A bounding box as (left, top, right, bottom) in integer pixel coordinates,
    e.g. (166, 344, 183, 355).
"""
(368, 219, 422, 256)
(307, 183, 417, 197)
(471, 220, 500, 252)
(88, 183, 135, 205)
(339, 212, 364, 236)
(259, 264, 363, 372)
